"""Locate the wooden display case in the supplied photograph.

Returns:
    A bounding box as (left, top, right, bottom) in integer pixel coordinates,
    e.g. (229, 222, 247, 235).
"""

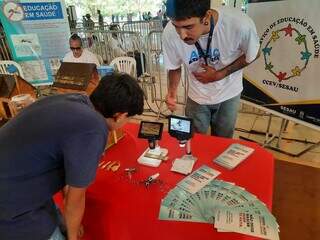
(0, 74, 36, 118)
(53, 62, 96, 91)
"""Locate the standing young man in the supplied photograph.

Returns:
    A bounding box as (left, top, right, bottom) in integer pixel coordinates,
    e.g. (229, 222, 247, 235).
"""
(163, 0, 260, 137)
(0, 73, 144, 240)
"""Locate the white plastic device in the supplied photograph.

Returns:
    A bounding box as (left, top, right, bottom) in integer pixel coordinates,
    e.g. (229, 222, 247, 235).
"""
(137, 146, 168, 167)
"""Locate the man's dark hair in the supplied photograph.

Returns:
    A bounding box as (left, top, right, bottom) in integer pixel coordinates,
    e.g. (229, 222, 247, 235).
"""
(69, 33, 82, 46)
(90, 73, 144, 118)
(166, 0, 210, 20)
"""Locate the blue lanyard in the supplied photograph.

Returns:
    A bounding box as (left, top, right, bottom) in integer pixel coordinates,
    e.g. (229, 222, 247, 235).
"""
(194, 16, 214, 66)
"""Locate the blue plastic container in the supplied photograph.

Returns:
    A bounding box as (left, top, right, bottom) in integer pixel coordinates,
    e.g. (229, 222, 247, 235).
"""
(97, 65, 114, 78)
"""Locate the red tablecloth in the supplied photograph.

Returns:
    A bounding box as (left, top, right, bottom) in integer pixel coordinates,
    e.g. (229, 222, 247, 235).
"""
(55, 123, 274, 240)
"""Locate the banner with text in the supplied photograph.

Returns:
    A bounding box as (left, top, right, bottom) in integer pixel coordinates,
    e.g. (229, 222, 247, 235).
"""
(0, 0, 70, 85)
(243, 0, 320, 129)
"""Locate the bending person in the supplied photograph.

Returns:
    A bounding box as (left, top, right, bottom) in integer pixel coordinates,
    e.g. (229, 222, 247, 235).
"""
(0, 73, 144, 240)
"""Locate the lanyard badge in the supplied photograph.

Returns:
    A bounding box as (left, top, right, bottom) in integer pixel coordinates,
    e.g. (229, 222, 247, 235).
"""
(194, 16, 215, 66)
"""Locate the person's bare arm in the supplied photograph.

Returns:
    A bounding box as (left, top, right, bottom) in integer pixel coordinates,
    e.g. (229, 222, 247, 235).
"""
(64, 186, 86, 240)
(166, 67, 182, 111)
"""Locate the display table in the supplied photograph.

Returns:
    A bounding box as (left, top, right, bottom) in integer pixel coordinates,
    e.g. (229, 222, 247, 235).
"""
(55, 123, 274, 240)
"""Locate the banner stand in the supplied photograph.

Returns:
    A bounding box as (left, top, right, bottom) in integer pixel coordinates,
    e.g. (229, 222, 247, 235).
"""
(240, 134, 320, 157)
(237, 101, 320, 157)
(242, 0, 320, 146)
(0, 0, 71, 86)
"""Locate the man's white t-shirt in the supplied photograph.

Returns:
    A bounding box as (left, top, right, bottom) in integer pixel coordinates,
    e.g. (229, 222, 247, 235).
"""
(63, 48, 100, 67)
(163, 7, 260, 105)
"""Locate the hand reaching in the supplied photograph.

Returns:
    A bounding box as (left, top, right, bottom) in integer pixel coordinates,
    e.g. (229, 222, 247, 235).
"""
(165, 94, 177, 112)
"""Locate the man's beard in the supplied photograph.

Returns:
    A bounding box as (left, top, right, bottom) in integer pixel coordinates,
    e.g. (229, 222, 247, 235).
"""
(183, 38, 195, 44)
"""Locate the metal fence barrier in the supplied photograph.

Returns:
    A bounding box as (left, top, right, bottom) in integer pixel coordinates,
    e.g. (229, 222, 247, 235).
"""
(123, 20, 163, 38)
(0, 31, 11, 60)
(140, 30, 188, 118)
(71, 29, 144, 68)
(0, 25, 186, 118)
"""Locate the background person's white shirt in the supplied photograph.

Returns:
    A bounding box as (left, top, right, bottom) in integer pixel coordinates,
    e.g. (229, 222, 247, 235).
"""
(109, 37, 126, 57)
(163, 7, 260, 105)
(63, 48, 100, 67)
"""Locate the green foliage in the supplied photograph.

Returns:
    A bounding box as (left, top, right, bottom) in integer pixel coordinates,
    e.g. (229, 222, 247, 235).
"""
(65, 0, 163, 17)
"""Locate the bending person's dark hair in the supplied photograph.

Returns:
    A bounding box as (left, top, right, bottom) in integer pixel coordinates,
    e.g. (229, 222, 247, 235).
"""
(90, 73, 144, 118)
(166, 0, 210, 20)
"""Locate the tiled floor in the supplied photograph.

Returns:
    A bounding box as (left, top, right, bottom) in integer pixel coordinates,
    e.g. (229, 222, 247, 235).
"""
(234, 109, 320, 168)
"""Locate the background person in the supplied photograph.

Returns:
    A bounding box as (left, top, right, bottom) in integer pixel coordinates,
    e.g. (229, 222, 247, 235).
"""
(97, 10, 104, 30)
(163, 0, 260, 138)
(85, 14, 95, 30)
(108, 24, 127, 57)
(108, 24, 145, 77)
(82, 16, 87, 28)
(63, 33, 100, 67)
